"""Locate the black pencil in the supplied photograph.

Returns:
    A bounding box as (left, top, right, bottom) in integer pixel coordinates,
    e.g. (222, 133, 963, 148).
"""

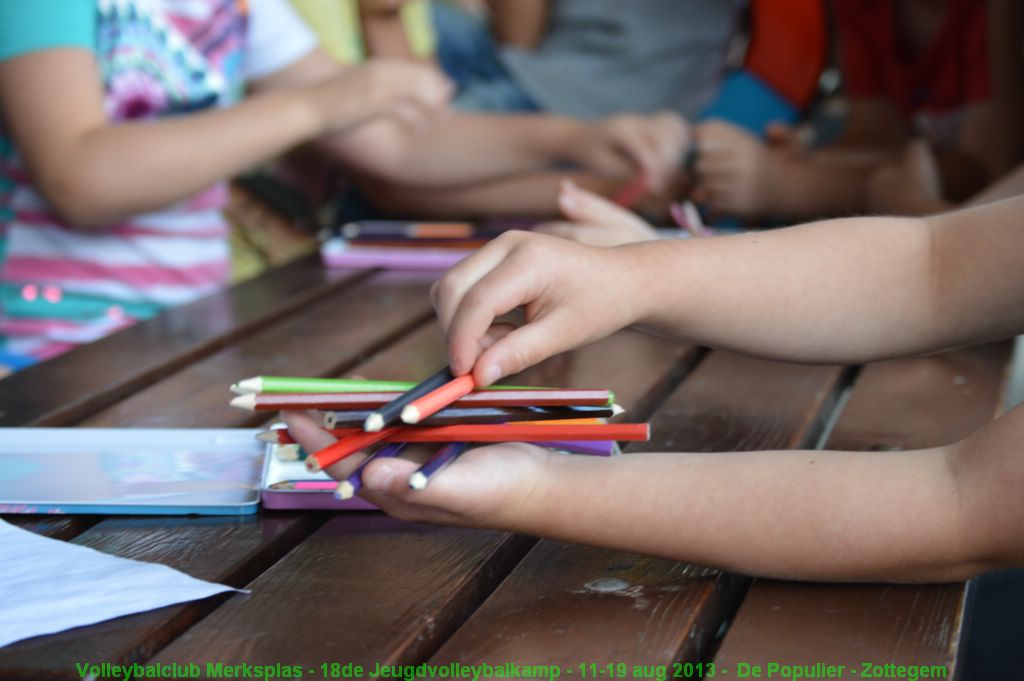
(363, 366, 454, 432)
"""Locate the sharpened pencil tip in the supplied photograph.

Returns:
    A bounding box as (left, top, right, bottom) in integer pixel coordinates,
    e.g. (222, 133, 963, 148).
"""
(401, 405, 421, 424)
(305, 457, 322, 473)
(275, 445, 301, 461)
(229, 384, 244, 395)
(409, 472, 429, 490)
(230, 394, 257, 411)
(335, 482, 355, 500)
(363, 413, 384, 433)
(236, 377, 262, 394)
(611, 403, 626, 416)
(255, 431, 278, 443)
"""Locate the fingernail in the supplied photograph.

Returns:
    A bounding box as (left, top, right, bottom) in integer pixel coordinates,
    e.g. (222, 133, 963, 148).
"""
(368, 462, 395, 491)
(559, 191, 577, 213)
(481, 363, 502, 386)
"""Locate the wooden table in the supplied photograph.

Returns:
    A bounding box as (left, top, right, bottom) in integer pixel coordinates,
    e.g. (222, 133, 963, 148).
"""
(0, 255, 1010, 680)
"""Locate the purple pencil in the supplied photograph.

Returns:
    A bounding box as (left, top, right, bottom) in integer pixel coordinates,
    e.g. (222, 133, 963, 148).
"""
(335, 442, 408, 500)
(537, 440, 616, 456)
(408, 442, 469, 491)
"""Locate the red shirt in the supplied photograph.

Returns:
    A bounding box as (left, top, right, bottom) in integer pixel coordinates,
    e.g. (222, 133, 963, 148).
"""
(832, 0, 990, 146)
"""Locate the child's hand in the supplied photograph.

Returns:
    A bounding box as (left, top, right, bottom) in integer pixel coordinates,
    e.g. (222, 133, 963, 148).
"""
(432, 229, 644, 384)
(692, 120, 785, 218)
(534, 180, 659, 247)
(304, 60, 453, 136)
(866, 140, 952, 215)
(571, 112, 691, 192)
(281, 411, 553, 528)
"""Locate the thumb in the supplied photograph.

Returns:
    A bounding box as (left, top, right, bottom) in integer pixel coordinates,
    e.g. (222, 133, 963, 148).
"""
(471, 315, 570, 387)
(559, 180, 651, 231)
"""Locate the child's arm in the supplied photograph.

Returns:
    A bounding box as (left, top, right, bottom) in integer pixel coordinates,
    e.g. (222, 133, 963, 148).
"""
(359, 0, 424, 61)
(431, 189, 1024, 384)
(257, 49, 689, 191)
(0, 49, 449, 228)
(282, 398, 1024, 582)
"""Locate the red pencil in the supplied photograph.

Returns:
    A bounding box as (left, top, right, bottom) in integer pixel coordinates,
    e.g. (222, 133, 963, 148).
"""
(612, 173, 648, 209)
(264, 423, 650, 447)
(401, 374, 477, 424)
(230, 388, 613, 411)
(306, 430, 389, 473)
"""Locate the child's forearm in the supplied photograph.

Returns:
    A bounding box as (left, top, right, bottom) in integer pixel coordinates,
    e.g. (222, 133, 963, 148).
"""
(513, 446, 979, 582)
(627, 197, 1024, 363)
(324, 114, 588, 187)
(49, 90, 324, 227)
(763, 153, 876, 218)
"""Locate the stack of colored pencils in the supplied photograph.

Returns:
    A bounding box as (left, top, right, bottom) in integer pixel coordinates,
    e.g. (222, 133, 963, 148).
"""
(230, 370, 649, 499)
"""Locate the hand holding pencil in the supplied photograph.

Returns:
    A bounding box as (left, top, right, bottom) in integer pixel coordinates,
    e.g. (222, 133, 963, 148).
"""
(281, 410, 555, 527)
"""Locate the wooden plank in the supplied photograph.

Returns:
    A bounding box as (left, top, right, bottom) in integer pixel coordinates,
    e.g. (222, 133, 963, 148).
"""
(77, 271, 437, 429)
(150, 327, 697, 667)
(0, 272, 436, 678)
(425, 353, 846, 667)
(2, 516, 94, 540)
(0, 514, 317, 681)
(0, 255, 367, 427)
(715, 342, 1012, 678)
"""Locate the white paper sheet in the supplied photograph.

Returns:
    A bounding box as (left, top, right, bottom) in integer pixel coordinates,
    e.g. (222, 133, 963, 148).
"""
(0, 519, 240, 648)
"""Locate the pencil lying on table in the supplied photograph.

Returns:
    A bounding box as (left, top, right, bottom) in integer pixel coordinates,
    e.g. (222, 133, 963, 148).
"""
(230, 388, 615, 411)
(323, 405, 617, 428)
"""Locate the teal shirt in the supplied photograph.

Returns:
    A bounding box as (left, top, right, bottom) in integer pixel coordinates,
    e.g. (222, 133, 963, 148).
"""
(0, 1, 95, 62)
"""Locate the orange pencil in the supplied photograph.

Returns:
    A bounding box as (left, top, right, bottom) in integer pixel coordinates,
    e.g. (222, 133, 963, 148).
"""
(401, 374, 477, 424)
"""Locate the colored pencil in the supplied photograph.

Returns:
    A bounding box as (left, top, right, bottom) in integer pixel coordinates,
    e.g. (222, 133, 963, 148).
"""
(336, 443, 407, 500)
(323, 405, 615, 428)
(401, 375, 477, 424)
(612, 173, 649, 209)
(306, 430, 390, 473)
(231, 389, 615, 412)
(342, 221, 479, 240)
(231, 376, 542, 395)
(364, 366, 454, 432)
(267, 481, 341, 491)
(258, 430, 619, 456)
(264, 423, 649, 446)
(670, 200, 713, 238)
(409, 442, 469, 491)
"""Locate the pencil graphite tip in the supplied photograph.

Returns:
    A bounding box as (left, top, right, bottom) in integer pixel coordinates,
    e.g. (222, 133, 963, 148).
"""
(255, 431, 279, 443)
(229, 394, 257, 411)
(408, 472, 429, 491)
(323, 412, 337, 428)
(401, 405, 421, 424)
(236, 377, 262, 394)
(611, 403, 626, 417)
(335, 481, 355, 500)
(363, 413, 384, 433)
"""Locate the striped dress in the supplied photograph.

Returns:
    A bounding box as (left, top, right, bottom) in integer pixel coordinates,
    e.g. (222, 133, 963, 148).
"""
(0, 0, 248, 366)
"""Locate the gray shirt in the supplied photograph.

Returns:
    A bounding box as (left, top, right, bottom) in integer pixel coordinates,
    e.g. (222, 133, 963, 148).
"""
(499, 0, 738, 119)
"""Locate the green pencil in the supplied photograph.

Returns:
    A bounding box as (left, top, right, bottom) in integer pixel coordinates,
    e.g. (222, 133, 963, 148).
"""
(231, 376, 549, 395)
